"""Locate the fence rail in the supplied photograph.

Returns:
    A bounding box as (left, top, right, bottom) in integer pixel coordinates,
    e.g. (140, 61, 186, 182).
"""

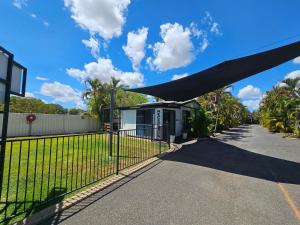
(0, 126, 169, 224)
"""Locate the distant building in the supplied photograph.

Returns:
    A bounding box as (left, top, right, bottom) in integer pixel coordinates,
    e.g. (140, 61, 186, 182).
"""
(119, 100, 200, 139)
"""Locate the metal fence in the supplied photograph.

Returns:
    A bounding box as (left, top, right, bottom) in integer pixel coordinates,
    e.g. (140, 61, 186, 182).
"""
(0, 125, 169, 224)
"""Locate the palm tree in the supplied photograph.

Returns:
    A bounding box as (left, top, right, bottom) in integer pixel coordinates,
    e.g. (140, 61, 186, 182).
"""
(212, 85, 232, 133)
(82, 78, 110, 130)
(259, 77, 300, 135)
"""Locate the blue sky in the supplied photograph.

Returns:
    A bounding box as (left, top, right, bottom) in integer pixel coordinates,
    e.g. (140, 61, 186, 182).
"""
(1, 0, 300, 110)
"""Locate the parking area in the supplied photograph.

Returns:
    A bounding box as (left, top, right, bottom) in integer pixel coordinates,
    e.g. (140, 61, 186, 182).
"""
(42, 125, 300, 225)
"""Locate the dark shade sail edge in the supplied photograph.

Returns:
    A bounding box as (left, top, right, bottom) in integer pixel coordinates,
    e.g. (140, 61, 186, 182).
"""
(128, 41, 300, 101)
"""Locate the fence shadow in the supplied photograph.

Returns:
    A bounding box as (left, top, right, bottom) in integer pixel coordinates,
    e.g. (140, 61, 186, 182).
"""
(162, 138, 300, 185)
(40, 159, 163, 225)
(0, 187, 66, 225)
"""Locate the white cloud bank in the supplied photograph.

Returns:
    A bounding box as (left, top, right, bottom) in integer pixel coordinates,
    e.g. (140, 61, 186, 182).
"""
(171, 73, 189, 80)
(238, 85, 263, 111)
(242, 99, 260, 110)
(146, 12, 221, 72)
(12, 0, 27, 9)
(293, 56, 300, 64)
(40, 81, 84, 108)
(123, 27, 148, 71)
(64, 0, 130, 40)
(25, 92, 35, 98)
(285, 70, 300, 80)
(238, 85, 262, 99)
(67, 58, 144, 87)
(147, 23, 195, 71)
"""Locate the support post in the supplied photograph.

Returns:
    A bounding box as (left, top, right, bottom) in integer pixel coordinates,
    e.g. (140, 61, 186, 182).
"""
(0, 53, 14, 200)
(109, 88, 114, 157)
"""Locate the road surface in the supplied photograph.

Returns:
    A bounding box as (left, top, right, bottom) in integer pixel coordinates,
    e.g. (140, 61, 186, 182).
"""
(42, 125, 300, 225)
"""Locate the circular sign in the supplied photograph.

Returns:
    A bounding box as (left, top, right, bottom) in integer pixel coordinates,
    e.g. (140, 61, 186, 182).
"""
(26, 113, 36, 123)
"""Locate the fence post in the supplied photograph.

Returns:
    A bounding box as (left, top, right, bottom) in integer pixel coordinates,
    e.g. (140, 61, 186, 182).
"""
(159, 137, 161, 155)
(116, 130, 120, 175)
(109, 88, 115, 157)
(166, 123, 170, 148)
(151, 124, 153, 141)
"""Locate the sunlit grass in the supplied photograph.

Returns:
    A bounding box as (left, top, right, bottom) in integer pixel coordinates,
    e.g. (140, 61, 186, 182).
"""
(0, 133, 168, 224)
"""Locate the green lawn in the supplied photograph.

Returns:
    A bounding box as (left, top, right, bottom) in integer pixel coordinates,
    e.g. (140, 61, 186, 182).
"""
(0, 133, 168, 224)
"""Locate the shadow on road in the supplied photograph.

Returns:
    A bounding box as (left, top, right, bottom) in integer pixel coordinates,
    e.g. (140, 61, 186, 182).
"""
(218, 125, 252, 142)
(41, 160, 163, 225)
(163, 136, 300, 185)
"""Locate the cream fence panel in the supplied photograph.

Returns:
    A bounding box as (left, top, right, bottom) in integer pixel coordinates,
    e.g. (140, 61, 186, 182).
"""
(0, 113, 99, 137)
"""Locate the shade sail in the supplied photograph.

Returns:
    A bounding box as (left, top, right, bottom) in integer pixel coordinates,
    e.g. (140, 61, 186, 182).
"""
(129, 41, 300, 101)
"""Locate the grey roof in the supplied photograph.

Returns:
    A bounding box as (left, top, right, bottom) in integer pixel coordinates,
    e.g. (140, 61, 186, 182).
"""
(118, 99, 199, 110)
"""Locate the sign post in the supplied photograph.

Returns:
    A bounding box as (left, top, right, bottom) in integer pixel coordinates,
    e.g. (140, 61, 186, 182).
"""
(0, 46, 27, 199)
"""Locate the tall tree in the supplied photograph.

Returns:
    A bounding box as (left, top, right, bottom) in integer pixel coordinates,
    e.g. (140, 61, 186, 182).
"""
(259, 77, 300, 136)
(198, 85, 250, 132)
(82, 77, 147, 128)
(1, 96, 68, 114)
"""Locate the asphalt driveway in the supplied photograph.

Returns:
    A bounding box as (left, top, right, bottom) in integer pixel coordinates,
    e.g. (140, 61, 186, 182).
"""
(41, 125, 300, 225)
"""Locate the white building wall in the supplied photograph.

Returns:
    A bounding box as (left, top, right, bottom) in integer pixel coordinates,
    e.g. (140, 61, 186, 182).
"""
(120, 110, 136, 130)
(0, 113, 99, 137)
(175, 108, 182, 136)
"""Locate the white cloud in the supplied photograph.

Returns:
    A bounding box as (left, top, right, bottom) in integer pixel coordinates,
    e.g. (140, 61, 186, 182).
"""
(276, 82, 289, 88)
(12, 0, 27, 9)
(40, 81, 84, 108)
(30, 13, 37, 19)
(285, 70, 300, 79)
(64, 0, 130, 40)
(25, 92, 35, 98)
(43, 21, 49, 27)
(200, 36, 209, 52)
(238, 85, 262, 99)
(82, 37, 99, 58)
(36, 76, 49, 81)
(210, 22, 221, 35)
(293, 56, 300, 64)
(190, 22, 202, 38)
(171, 73, 189, 81)
(123, 27, 148, 71)
(225, 86, 233, 93)
(242, 99, 260, 110)
(147, 23, 195, 71)
(203, 11, 222, 36)
(67, 58, 144, 87)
